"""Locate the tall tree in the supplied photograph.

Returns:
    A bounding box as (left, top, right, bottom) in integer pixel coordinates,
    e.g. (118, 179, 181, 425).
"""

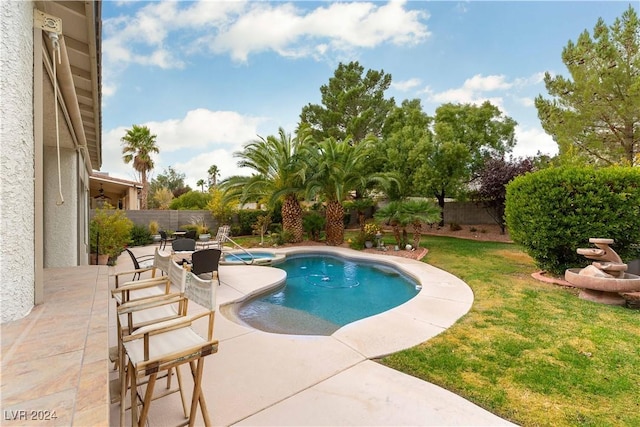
(121, 124, 159, 210)
(207, 164, 220, 188)
(196, 179, 205, 192)
(153, 187, 173, 210)
(302, 136, 393, 246)
(535, 5, 640, 166)
(414, 102, 517, 225)
(150, 166, 190, 199)
(221, 128, 307, 242)
(473, 157, 534, 234)
(378, 99, 433, 200)
(299, 61, 395, 144)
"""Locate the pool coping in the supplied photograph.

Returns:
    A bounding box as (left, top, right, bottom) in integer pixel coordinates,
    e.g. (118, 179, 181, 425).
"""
(221, 246, 475, 359)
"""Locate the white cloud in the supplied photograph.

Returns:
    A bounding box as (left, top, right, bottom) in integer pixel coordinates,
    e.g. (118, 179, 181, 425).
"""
(426, 74, 512, 105)
(463, 74, 512, 92)
(513, 71, 546, 87)
(103, 0, 430, 67)
(512, 125, 558, 158)
(175, 150, 249, 189)
(517, 97, 535, 107)
(100, 108, 266, 185)
(392, 78, 422, 92)
(210, 0, 430, 62)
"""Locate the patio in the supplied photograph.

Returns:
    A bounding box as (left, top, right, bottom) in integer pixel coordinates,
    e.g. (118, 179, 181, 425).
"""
(1, 245, 515, 426)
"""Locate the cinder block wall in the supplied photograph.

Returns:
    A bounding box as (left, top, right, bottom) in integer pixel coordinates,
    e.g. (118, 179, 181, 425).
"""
(91, 202, 497, 238)
(90, 209, 218, 232)
(443, 202, 496, 225)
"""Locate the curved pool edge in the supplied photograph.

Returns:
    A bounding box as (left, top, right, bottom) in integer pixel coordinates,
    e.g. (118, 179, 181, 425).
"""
(218, 246, 474, 359)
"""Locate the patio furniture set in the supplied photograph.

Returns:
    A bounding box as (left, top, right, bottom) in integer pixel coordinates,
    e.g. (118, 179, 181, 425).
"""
(111, 226, 231, 426)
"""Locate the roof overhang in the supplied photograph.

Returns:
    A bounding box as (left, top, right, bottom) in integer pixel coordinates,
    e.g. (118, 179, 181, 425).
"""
(37, 1, 102, 169)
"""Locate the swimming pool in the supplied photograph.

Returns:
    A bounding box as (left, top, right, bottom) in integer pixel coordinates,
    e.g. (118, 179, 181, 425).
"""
(233, 253, 420, 335)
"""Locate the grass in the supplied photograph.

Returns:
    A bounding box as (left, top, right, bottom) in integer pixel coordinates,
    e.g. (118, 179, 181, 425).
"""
(379, 235, 640, 427)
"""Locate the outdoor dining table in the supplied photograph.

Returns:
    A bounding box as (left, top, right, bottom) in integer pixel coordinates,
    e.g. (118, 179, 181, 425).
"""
(172, 250, 195, 265)
(172, 231, 186, 239)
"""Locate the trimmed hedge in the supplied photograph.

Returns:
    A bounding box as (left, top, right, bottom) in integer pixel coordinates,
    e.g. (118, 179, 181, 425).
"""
(505, 166, 640, 276)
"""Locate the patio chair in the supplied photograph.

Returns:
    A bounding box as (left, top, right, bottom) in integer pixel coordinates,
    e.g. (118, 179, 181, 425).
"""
(112, 248, 172, 303)
(123, 248, 155, 281)
(191, 249, 222, 282)
(110, 248, 174, 376)
(121, 267, 218, 426)
(209, 225, 230, 250)
(114, 259, 190, 424)
(172, 238, 196, 253)
(159, 230, 174, 251)
(184, 229, 197, 240)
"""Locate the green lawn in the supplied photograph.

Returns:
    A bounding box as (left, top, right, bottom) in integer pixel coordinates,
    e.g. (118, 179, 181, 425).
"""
(380, 236, 640, 427)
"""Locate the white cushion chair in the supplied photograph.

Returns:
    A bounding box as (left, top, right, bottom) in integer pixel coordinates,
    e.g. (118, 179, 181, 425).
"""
(120, 268, 218, 426)
(112, 259, 188, 425)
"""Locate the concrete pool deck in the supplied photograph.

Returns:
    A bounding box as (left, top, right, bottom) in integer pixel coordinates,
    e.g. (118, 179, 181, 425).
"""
(110, 245, 516, 426)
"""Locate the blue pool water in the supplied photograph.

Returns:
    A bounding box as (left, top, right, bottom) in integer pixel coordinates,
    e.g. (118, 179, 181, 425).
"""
(236, 254, 420, 335)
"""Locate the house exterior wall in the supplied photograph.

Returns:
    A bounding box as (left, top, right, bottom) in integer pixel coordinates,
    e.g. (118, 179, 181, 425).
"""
(44, 146, 79, 267)
(1, 1, 36, 322)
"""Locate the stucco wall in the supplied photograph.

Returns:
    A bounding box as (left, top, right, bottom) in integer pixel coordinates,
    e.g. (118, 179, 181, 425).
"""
(44, 146, 79, 267)
(1, 1, 35, 322)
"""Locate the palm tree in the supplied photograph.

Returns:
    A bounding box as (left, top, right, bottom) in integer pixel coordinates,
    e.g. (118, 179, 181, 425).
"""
(400, 200, 441, 248)
(221, 128, 307, 242)
(303, 136, 392, 246)
(375, 199, 441, 249)
(121, 125, 159, 210)
(343, 198, 375, 231)
(196, 179, 205, 192)
(207, 164, 220, 188)
(374, 201, 405, 247)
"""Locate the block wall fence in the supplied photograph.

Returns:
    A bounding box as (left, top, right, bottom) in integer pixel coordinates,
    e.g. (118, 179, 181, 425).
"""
(90, 201, 496, 233)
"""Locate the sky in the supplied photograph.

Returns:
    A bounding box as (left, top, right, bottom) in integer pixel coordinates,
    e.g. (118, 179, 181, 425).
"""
(100, 0, 637, 189)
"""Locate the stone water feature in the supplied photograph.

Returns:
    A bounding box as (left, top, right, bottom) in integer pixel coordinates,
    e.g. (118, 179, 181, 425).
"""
(564, 238, 640, 305)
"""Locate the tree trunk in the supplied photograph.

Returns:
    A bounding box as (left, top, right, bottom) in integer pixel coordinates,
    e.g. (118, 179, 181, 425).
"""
(435, 189, 445, 226)
(413, 221, 422, 249)
(141, 170, 148, 210)
(358, 212, 366, 231)
(391, 222, 401, 248)
(282, 194, 303, 243)
(325, 200, 344, 246)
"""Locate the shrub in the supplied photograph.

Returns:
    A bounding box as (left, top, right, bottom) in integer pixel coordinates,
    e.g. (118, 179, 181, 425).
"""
(237, 210, 265, 236)
(130, 224, 153, 247)
(207, 187, 237, 224)
(170, 190, 211, 210)
(303, 211, 325, 241)
(350, 232, 367, 250)
(89, 204, 133, 264)
(449, 222, 462, 231)
(148, 220, 159, 235)
(505, 166, 640, 276)
(363, 221, 383, 240)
